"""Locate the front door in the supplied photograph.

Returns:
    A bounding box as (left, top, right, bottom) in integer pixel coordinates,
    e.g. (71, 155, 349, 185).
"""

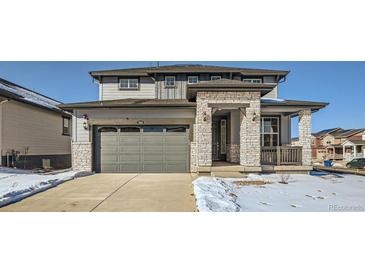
(212, 118, 227, 161)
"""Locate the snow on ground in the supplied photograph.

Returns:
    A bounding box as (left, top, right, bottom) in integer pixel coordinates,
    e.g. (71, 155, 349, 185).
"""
(193, 171, 365, 212)
(0, 168, 91, 207)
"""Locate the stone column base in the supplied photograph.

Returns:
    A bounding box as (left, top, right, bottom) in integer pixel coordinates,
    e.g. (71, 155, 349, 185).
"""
(72, 142, 92, 172)
(226, 144, 240, 163)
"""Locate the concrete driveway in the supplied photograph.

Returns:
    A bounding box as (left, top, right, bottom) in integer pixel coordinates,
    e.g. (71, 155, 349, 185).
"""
(0, 173, 196, 212)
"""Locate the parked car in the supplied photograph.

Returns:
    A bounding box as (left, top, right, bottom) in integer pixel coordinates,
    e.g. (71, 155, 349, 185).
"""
(346, 158, 365, 169)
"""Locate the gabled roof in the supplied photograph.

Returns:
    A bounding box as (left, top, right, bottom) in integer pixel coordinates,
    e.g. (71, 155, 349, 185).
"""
(313, 128, 342, 138)
(89, 64, 289, 79)
(58, 99, 196, 110)
(186, 79, 276, 98)
(343, 140, 365, 146)
(331, 128, 365, 138)
(0, 77, 69, 115)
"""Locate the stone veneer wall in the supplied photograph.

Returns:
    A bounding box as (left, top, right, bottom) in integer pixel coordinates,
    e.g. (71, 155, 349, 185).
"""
(226, 144, 240, 163)
(72, 142, 92, 171)
(298, 109, 312, 166)
(239, 93, 261, 166)
(191, 91, 261, 171)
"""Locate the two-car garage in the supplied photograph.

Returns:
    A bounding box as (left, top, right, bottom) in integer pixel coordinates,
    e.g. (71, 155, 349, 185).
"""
(94, 125, 190, 173)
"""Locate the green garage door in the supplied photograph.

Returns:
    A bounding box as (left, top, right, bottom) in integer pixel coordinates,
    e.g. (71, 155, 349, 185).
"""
(95, 126, 189, 173)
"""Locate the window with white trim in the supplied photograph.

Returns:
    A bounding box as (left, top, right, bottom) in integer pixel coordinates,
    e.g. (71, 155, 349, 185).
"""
(243, 78, 262, 84)
(188, 76, 199, 84)
(261, 117, 280, 146)
(119, 78, 139, 89)
(211, 75, 222, 80)
(165, 76, 176, 87)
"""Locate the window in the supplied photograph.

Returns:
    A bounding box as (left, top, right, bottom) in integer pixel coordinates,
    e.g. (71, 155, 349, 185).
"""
(63, 117, 71, 135)
(261, 117, 280, 147)
(165, 76, 176, 87)
(243, 79, 262, 84)
(188, 76, 199, 84)
(119, 78, 139, 89)
(211, 75, 222, 80)
(166, 126, 187, 132)
(98, 127, 117, 133)
(120, 127, 140, 132)
(143, 126, 164, 132)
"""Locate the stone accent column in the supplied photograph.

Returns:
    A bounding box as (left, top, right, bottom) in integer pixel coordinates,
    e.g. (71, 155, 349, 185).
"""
(196, 94, 212, 167)
(72, 142, 92, 171)
(240, 94, 261, 167)
(298, 109, 312, 166)
(226, 144, 240, 163)
(190, 124, 198, 172)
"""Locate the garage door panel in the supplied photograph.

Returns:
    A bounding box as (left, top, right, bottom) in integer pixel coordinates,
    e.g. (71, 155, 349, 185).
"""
(119, 147, 141, 154)
(165, 153, 187, 161)
(119, 154, 141, 161)
(166, 163, 187, 172)
(120, 163, 141, 172)
(96, 126, 189, 173)
(143, 154, 164, 161)
(100, 164, 120, 172)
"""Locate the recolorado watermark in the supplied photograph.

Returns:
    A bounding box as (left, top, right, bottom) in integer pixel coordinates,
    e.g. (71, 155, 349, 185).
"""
(329, 204, 364, 212)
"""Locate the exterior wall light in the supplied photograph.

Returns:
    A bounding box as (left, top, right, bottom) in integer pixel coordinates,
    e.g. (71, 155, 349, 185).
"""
(252, 112, 257, 122)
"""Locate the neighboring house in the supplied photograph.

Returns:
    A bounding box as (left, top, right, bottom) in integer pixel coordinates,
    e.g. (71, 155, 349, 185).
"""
(311, 128, 342, 162)
(0, 78, 72, 169)
(59, 64, 328, 174)
(323, 128, 365, 161)
(316, 128, 365, 161)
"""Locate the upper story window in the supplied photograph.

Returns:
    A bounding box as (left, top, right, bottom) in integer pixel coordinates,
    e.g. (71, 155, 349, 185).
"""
(62, 117, 71, 136)
(165, 76, 176, 88)
(243, 78, 262, 84)
(188, 76, 199, 84)
(211, 75, 222, 81)
(119, 78, 139, 90)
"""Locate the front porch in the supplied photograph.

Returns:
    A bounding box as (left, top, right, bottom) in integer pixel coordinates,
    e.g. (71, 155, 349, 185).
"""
(187, 81, 327, 174)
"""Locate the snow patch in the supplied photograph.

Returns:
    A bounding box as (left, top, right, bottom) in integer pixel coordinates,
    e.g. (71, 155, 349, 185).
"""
(193, 173, 365, 212)
(193, 177, 240, 212)
(0, 169, 92, 207)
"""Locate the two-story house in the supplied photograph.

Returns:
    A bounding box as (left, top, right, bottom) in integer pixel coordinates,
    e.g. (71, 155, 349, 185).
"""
(323, 128, 365, 161)
(59, 64, 328, 174)
(311, 128, 342, 161)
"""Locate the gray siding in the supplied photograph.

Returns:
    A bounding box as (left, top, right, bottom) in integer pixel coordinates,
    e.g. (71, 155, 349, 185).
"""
(262, 76, 278, 99)
(98, 73, 279, 100)
(100, 76, 156, 100)
(156, 73, 230, 99)
(73, 108, 196, 143)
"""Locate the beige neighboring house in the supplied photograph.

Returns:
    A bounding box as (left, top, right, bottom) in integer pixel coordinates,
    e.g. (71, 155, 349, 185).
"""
(323, 128, 365, 161)
(59, 64, 328, 174)
(0, 78, 72, 169)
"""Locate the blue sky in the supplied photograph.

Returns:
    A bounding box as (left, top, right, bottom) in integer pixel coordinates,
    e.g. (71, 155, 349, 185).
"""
(0, 61, 364, 136)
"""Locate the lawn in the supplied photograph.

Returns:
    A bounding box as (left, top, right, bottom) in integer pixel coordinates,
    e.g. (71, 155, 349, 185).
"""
(193, 171, 365, 212)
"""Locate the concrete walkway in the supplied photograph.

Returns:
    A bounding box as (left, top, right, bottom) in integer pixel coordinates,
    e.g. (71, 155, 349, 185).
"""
(0, 173, 196, 212)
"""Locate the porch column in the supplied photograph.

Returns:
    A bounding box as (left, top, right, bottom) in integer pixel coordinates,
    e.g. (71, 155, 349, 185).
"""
(298, 109, 312, 166)
(240, 98, 261, 167)
(196, 95, 212, 167)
